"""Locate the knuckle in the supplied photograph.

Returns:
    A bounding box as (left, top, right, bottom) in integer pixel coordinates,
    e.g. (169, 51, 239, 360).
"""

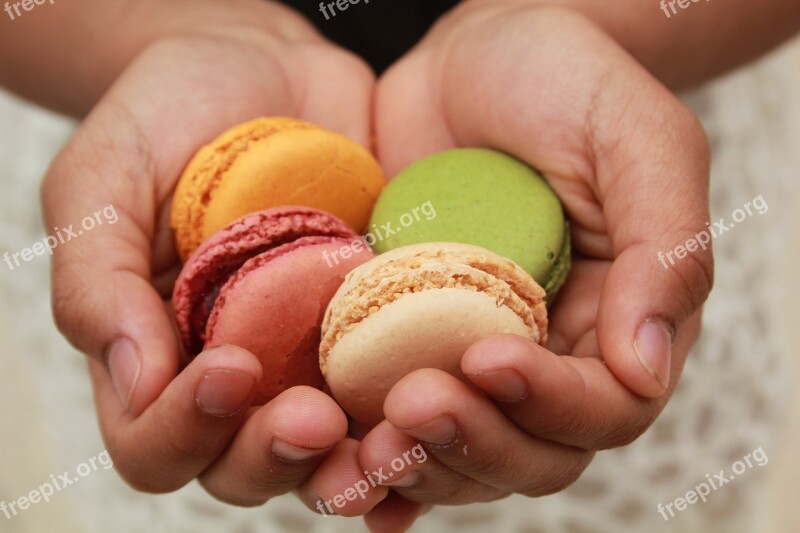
(51, 273, 94, 350)
(160, 428, 218, 464)
(683, 251, 714, 309)
(199, 479, 272, 508)
(599, 406, 661, 449)
(112, 456, 183, 494)
(431, 475, 479, 504)
(659, 233, 714, 316)
(521, 450, 594, 497)
(467, 450, 515, 481)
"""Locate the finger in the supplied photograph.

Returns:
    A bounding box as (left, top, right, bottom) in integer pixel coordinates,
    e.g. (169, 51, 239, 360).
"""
(91, 345, 261, 493)
(434, 9, 712, 397)
(374, 50, 458, 177)
(44, 134, 180, 415)
(296, 439, 389, 517)
(364, 491, 431, 533)
(359, 421, 503, 505)
(198, 386, 347, 506)
(384, 370, 594, 497)
(462, 316, 701, 450)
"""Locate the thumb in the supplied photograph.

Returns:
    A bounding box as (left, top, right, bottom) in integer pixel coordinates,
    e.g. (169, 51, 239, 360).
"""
(42, 113, 180, 416)
(592, 90, 714, 398)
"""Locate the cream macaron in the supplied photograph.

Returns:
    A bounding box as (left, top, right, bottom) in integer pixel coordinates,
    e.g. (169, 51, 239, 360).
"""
(320, 242, 547, 426)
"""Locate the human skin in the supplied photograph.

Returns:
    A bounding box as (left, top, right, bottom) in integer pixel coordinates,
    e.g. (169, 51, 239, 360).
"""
(362, 3, 714, 524)
(462, 0, 800, 92)
(19, 0, 388, 519)
(1, 0, 799, 532)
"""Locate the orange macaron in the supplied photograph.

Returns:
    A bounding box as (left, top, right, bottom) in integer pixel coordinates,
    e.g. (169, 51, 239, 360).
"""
(171, 117, 385, 260)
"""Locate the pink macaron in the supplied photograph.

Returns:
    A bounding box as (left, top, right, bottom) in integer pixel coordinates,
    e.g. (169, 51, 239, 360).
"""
(173, 207, 374, 403)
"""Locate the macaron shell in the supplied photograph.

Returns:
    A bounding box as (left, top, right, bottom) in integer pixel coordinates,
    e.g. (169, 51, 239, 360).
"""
(321, 242, 547, 355)
(370, 148, 565, 285)
(172, 117, 385, 260)
(324, 288, 531, 426)
(320, 261, 539, 369)
(203, 127, 383, 236)
(172, 207, 358, 356)
(206, 239, 373, 404)
(171, 118, 312, 260)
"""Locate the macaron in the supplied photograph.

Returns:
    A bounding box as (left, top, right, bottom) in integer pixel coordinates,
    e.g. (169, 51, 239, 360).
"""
(369, 148, 570, 303)
(173, 207, 373, 404)
(320, 242, 547, 426)
(171, 117, 385, 260)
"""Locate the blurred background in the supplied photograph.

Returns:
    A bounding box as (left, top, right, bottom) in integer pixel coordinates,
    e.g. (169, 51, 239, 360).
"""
(0, 36, 798, 533)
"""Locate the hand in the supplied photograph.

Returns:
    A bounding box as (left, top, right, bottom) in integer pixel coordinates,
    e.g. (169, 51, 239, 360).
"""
(362, 3, 712, 526)
(41, 0, 386, 514)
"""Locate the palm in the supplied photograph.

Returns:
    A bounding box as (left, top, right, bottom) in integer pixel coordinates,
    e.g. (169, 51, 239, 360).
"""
(376, 30, 621, 354)
(92, 33, 375, 290)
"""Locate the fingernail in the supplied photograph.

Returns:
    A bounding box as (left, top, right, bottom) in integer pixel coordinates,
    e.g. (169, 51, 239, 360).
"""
(403, 416, 457, 446)
(272, 439, 331, 463)
(383, 470, 421, 488)
(635, 320, 672, 390)
(195, 369, 256, 417)
(469, 368, 528, 402)
(107, 338, 141, 410)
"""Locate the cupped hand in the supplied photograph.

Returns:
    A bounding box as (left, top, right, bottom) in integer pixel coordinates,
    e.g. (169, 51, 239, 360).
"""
(362, 3, 713, 527)
(41, 0, 385, 514)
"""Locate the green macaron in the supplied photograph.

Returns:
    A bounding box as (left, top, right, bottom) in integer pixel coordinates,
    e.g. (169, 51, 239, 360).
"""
(369, 148, 571, 303)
